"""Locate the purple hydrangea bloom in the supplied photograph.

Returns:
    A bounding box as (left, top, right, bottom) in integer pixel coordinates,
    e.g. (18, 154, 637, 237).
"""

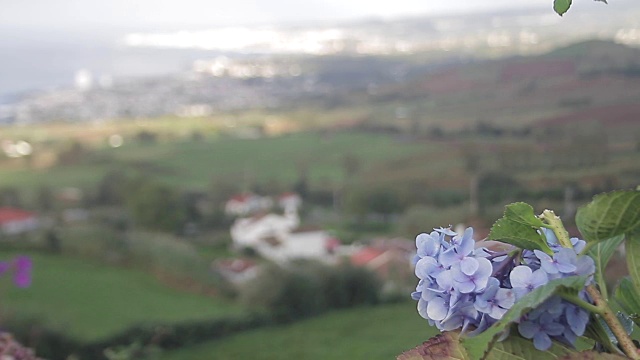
(519, 313, 566, 350)
(416, 232, 443, 258)
(412, 227, 514, 332)
(412, 224, 594, 351)
(565, 303, 590, 336)
(510, 265, 548, 299)
(474, 278, 515, 319)
(533, 249, 577, 275)
(451, 257, 493, 293)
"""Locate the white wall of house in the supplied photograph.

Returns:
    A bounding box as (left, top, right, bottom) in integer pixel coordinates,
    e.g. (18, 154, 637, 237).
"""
(230, 211, 299, 248)
(282, 231, 330, 259)
(253, 231, 332, 264)
(225, 195, 274, 216)
(230, 207, 339, 264)
(1, 217, 39, 235)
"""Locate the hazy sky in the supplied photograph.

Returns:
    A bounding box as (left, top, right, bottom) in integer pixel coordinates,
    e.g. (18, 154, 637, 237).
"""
(1, 0, 554, 30)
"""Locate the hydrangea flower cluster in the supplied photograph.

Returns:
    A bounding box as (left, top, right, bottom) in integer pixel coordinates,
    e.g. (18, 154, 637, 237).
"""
(515, 229, 594, 350)
(411, 227, 595, 351)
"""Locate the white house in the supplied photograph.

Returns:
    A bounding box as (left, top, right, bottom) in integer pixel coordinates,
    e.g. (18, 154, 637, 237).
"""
(230, 208, 299, 249)
(229, 208, 338, 264)
(224, 193, 273, 217)
(0, 208, 39, 235)
(277, 192, 302, 212)
(255, 228, 338, 264)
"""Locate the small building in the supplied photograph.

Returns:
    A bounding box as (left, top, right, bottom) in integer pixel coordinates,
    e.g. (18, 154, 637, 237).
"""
(224, 193, 273, 217)
(0, 208, 39, 235)
(350, 238, 416, 293)
(214, 258, 260, 286)
(256, 227, 338, 264)
(230, 210, 299, 249)
(229, 208, 339, 264)
(277, 192, 302, 212)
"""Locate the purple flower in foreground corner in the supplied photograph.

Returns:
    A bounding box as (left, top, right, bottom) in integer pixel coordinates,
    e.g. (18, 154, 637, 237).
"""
(0, 261, 10, 276)
(13, 256, 32, 288)
(0, 256, 32, 288)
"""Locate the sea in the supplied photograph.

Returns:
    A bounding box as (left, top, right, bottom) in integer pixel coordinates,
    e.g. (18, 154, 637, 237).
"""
(0, 27, 221, 103)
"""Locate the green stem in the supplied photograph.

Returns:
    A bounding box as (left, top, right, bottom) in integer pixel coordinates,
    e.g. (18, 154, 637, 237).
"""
(587, 285, 640, 359)
(540, 210, 573, 248)
(559, 293, 602, 315)
(580, 241, 597, 256)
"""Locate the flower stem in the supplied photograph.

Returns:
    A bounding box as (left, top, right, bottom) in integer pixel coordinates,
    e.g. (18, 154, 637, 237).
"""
(580, 241, 597, 256)
(586, 285, 640, 359)
(558, 293, 602, 315)
(540, 210, 573, 248)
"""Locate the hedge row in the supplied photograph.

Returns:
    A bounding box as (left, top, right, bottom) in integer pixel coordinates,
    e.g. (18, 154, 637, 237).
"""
(12, 314, 273, 360)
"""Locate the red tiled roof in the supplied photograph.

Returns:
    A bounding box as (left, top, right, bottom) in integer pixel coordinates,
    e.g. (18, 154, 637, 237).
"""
(326, 237, 341, 251)
(0, 208, 36, 224)
(278, 192, 299, 199)
(216, 259, 256, 273)
(351, 247, 385, 266)
(228, 193, 255, 203)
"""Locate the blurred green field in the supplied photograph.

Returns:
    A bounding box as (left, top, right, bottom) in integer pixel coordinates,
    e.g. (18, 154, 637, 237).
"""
(2, 252, 245, 342)
(103, 132, 426, 189)
(1, 126, 638, 198)
(0, 132, 426, 191)
(159, 302, 436, 360)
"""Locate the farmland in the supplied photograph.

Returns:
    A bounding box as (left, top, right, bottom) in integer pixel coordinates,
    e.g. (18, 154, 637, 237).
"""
(2, 252, 245, 342)
(159, 302, 436, 360)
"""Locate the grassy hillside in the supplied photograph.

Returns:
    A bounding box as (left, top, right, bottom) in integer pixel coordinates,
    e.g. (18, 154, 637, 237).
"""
(0, 132, 426, 191)
(159, 302, 436, 360)
(2, 252, 244, 342)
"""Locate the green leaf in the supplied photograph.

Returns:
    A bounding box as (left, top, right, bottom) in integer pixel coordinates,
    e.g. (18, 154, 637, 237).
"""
(398, 332, 577, 360)
(489, 203, 553, 254)
(488, 336, 575, 359)
(559, 351, 627, 359)
(626, 234, 640, 295)
(462, 276, 588, 360)
(504, 203, 546, 228)
(615, 277, 640, 327)
(597, 312, 634, 346)
(584, 315, 622, 355)
(589, 234, 625, 300)
(554, 0, 572, 16)
(397, 332, 469, 360)
(576, 190, 640, 243)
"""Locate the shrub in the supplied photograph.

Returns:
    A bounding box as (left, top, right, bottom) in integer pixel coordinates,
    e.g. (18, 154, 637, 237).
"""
(240, 262, 381, 321)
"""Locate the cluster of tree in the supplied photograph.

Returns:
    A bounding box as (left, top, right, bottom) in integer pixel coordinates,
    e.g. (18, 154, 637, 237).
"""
(240, 261, 381, 321)
(92, 170, 209, 233)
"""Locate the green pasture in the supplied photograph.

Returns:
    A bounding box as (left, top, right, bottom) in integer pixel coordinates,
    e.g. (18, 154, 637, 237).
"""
(0, 132, 427, 191)
(1, 126, 638, 204)
(104, 132, 426, 189)
(1, 252, 244, 342)
(160, 302, 436, 360)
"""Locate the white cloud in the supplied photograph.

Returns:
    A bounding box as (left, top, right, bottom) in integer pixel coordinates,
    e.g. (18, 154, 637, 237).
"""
(0, 0, 626, 30)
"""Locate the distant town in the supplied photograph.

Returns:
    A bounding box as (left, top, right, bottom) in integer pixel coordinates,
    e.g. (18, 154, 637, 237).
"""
(2, 4, 640, 125)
